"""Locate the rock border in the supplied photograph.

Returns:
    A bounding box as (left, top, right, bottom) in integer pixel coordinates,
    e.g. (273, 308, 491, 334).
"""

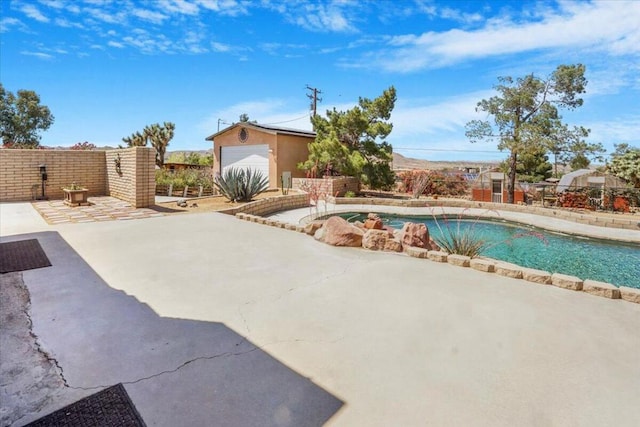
(234, 212, 640, 305)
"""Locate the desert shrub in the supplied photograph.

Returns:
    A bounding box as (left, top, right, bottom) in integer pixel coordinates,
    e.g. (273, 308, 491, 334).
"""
(214, 167, 269, 202)
(429, 209, 547, 258)
(155, 168, 213, 190)
(397, 170, 469, 197)
(431, 216, 487, 258)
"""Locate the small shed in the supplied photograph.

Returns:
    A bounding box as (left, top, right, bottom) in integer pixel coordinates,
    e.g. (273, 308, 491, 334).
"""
(206, 123, 315, 189)
(555, 169, 628, 192)
(471, 169, 525, 203)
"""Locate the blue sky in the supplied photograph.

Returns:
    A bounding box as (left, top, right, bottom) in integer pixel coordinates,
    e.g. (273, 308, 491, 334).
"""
(1, 0, 639, 161)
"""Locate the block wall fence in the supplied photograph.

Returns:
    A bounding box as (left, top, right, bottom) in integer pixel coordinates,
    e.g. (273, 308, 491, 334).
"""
(292, 176, 360, 197)
(0, 147, 156, 208)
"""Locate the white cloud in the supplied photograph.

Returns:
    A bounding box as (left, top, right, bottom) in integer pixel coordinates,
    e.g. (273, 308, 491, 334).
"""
(20, 50, 54, 59)
(195, 0, 248, 16)
(85, 7, 123, 24)
(199, 99, 313, 133)
(416, 1, 484, 25)
(391, 91, 491, 140)
(260, 42, 308, 56)
(160, 0, 200, 15)
(20, 4, 50, 22)
(54, 17, 84, 28)
(108, 40, 124, 48)
(262, 0, 358, 33)
(294, 2, 356, 32)
(584, 115, 640, 148)
(211, 41, 231, 52)
(38, 0, 65, 9)
(131, 8, 168, 24)
(374, 1, 640, 72)
(0, 17, 27, 32)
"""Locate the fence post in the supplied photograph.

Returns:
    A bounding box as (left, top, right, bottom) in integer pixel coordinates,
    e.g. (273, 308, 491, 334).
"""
(168, 183, 173, 196)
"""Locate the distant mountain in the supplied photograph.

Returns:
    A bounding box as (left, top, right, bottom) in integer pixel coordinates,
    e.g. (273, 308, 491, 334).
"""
(392, 153, 499, 171)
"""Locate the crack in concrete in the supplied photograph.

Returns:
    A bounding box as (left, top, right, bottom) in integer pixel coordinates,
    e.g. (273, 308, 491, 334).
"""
(25, 300, 71, 389)
(61, 339, 261, 391)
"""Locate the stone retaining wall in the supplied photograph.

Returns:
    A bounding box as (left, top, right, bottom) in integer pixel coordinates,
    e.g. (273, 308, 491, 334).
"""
(219, 193, 309, 216)
(327, 196, 640, 231)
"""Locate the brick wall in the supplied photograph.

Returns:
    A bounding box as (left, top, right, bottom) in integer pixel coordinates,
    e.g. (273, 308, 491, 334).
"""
(0, 147, 155, 207)
(106, 148, 155, 208)
(292, 176, 360, 197)
(0, 149, 106, 201)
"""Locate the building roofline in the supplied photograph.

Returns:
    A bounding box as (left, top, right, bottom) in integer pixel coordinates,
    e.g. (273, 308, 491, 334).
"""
(205, 122, 316, 141)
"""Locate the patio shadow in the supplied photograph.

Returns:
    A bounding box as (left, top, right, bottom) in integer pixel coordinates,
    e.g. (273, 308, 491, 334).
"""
(1, 231, 343, 427)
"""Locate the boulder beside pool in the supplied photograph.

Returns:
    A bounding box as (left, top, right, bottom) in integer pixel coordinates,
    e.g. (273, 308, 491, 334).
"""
(314, 216, 364, 247)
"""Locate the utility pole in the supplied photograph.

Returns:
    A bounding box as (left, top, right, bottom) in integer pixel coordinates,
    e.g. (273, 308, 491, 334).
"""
(306, 85, 322, 117)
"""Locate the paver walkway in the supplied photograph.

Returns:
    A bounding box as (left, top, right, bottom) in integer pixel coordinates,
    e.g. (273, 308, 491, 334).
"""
(31, 196, 165, 224)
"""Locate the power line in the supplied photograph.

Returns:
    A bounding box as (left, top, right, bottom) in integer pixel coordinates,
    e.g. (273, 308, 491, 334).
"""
(262, 114, 310, 125)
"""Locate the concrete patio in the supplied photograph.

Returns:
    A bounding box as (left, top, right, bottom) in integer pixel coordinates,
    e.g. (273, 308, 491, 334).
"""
(1, 202, 639, 426)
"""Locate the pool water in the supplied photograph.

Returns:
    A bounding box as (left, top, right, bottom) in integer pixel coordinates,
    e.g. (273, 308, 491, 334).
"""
(339, 213, 640, 289)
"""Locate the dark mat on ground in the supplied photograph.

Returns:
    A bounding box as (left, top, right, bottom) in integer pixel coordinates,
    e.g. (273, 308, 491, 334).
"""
(25, 384, 146, 427)
(0, 239, 52, 273)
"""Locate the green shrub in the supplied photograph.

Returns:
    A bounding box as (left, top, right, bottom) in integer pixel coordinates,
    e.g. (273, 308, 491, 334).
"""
(215, 167, 269, 202)
(344, 190, 356, 198)
(155, 168, 213, 190)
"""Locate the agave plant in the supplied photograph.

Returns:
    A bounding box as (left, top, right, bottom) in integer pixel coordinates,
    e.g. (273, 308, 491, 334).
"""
(215, 167, 269, 202)
(430, 209, 488, 258)
(432, 219, 487, 258)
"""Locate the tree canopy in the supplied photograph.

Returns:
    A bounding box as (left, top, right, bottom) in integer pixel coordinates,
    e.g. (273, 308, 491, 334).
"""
(122, 122, 175, 167)
(512, 145, 553, 183)
(300, 86, 396, 190)
(466, 64, 591, 203)
(0, 83, 54, 148)
(608, 143, 640, 188)
(166, 151, 213, 166)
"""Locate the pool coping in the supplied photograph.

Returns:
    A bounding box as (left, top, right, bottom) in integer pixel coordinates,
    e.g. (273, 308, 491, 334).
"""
(234, 194, 640, 304)
(235, 211, 640, 304)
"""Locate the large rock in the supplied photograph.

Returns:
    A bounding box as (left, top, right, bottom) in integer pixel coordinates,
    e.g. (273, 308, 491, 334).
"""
(304, 220, 325, 236)
(315, 216, 364, 247)
(363, 213, 384, 230)
(362, 229, 402, 252)
(401, 222, 429, 248)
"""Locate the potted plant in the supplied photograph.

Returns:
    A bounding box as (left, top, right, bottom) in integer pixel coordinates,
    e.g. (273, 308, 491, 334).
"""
(63, 182, 89, 206)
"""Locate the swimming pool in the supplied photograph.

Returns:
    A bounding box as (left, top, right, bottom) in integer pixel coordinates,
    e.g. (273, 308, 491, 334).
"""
(338, 213, 640, 289)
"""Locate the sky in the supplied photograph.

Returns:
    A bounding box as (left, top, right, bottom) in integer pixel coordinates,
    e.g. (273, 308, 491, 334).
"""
(1, 0, 639, 162)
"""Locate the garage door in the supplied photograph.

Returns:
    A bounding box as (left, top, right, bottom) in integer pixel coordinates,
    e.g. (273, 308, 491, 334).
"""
(221, 145, 269, 178)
